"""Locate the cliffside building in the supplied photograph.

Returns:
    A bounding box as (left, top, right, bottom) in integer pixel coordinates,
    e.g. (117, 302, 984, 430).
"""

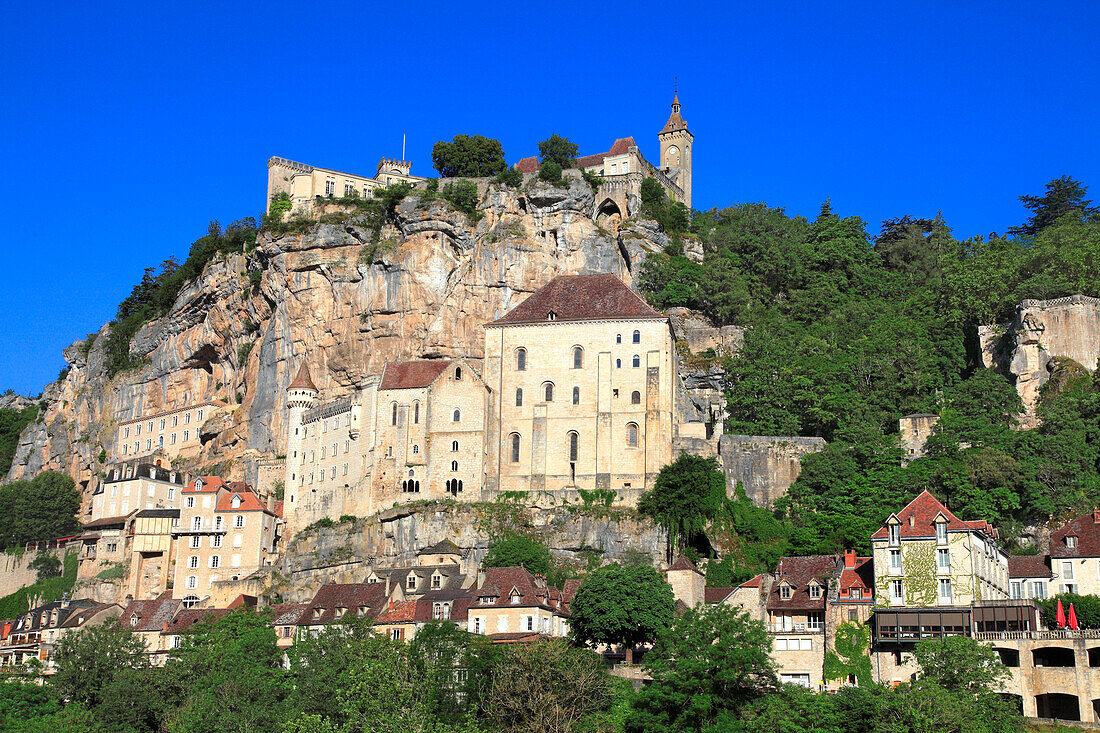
(116, 402, 221, 461)
(266, 156, 427, 213)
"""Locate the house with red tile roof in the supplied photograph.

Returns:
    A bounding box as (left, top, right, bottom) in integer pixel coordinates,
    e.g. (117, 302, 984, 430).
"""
(296, 581, 390, 640)
(465, 566, 570, 640)
(1047, 509, 1100, 596)
(1008, 554, 1052, 601)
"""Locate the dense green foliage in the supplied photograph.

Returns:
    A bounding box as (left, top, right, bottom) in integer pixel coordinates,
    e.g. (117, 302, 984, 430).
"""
(0, 471, 81, 549)
(537, 135, 578, 169)
(638, 177, 1100, 557)
(1038, 593, 1100, 629)
(440, 180, 481, 220)
(640, 177, 691, 234)
(568, 563, 675, 650)
(539, 160, 563, 185)
(638, 454, 727, 555)
(494, 166, 523, 188)
(0, 551, 76, 619)
(52, 623, 147, 709)
(28, 551, 60, 580)
(432, 135, 507, 178)
(911, 634, 1009, 693)
(0, 404, 38, 475)
(480, 534, 567, 587)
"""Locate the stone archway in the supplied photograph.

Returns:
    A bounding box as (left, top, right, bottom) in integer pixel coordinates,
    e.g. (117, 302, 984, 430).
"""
(595, 197, 624, 235)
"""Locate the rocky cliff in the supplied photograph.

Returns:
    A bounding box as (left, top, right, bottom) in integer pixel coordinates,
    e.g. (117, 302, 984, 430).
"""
(6, 172, 711, 501)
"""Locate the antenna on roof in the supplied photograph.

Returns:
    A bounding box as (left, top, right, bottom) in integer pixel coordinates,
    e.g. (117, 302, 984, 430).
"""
(674, 76, 678, 94)
(402, 133, 406, 161)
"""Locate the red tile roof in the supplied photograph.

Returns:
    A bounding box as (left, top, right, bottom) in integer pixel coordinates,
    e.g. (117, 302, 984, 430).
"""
(475, 567, 567, 613)
(576, 137, 637, 169)
(515, 156, 539, 174)
(289, 363, 318, 391)
(1009, 555, 1053, 578)
(870, 490, 997, 541)
(489, 274, 664, 326)
(301, 582, 389, 625)
(270, 602, 309, 626)
(163, 608, 231, 635)
(769, 555, 836, 611)
(738, 574, 764, 588)
(562, 579, 582, 603)
(379, 360, 452, 390)
(660, 95, 688, 134)
(374, 600, 422, 625)
(1051, 511, 1100, 558)
(184, 476, 225, 493)
(838, 557, 874, 594)
(704, 587, 734, 604)
(215, 490, 272, 514)
(668, 556, 703, 575)
(116, 592, 182, 633)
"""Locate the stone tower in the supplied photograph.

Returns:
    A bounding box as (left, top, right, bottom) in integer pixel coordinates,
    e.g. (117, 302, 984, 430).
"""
(658, 92, 693, 209)
(284, 362, 318, 531)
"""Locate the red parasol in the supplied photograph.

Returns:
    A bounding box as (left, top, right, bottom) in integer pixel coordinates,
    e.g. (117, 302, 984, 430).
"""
(1069, 603, 1080, 631)
(1056, 598, 1067, 628)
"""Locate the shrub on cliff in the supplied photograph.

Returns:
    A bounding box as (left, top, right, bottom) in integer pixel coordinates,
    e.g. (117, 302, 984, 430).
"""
(537, 134, 578, 169)
(494, 166, 523, 188)
(441, 180, 481, 220)
(538, 160, 563, 185)
(432, 135, 506, 178)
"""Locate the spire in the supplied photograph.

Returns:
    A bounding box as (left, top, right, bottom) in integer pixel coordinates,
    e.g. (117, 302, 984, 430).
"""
(660, 89, 688, 135)
(288, 363, 318, 392)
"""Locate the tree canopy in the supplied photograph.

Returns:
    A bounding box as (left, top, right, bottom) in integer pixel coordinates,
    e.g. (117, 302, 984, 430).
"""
(537, 135, 578, 169)
(638, 454, 727, 556)
(568, 563, 675, 651)
(431, 135, 507, 178)
(0, 471, 81, 549)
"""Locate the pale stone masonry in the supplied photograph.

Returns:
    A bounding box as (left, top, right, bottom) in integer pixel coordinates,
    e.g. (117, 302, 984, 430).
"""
(266, 156, 427, 213)
(116, 402, 221, 460)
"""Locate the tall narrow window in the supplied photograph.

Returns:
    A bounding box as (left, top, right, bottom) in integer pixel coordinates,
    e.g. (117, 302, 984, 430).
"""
(451, 460, 458, 472)
(516, 348, 527, 371)
(455, 367, 462, 380)
(627, 422, 639, 447)
(616, 334, 622, 344)
(414, 402, 420, 424)
(572, 347, 583, 369)
(392, 403, 398, 426)
(631, 390, 641, 405)
(451, 440, 459, 451)
(632, 330, 640, 343)
(572, 387, 580, 405)
(510, 433, 520, 463)
(568, 432, 578, 462)
(544, 383, 554, 402)
(452, 408, 461, 422)
(515, 388, 523, 407)
(632, 355, 640, 368)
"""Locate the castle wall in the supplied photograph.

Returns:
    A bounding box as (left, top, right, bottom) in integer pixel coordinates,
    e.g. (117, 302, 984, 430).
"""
(718, 435, 826, 506)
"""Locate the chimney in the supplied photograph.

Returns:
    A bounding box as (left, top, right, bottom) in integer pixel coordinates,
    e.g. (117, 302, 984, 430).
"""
(844, 550, 856, 569)
(908, 516, 915, 528)
(1093, 509, 1100, 524)
(266, 494, 275, 512)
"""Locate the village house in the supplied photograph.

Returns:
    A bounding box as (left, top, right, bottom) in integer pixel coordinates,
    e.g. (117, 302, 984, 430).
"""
(266, 155, 427, 214)
(116, 402, 221, 461)
(89, 460, 189, 522)
(465, 566, 570, 641)
(0, 598, 120, 672)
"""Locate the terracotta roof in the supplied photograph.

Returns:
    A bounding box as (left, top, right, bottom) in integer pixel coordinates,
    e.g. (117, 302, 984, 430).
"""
(215, 490, 272, 514)
(738, 574, 764, 588)
(270, 602, 309, 626)
(668, 556, 703, 575)
(562, 579, 582, 603)
(871, 490, 997, 541)
(490, 274, 664, 326)
(301, 582, 389, 625)
(769, 555, 836, 611)
(515, 156, 539, 174)
(418, 539, 462, 556)
(838, 557, 874, 593)
(163, 608, 230, 635)
(576, 137, 637, 168)
(374, 600, 423, 625)
(273, 500, 284, 518)
(116, 592, 181, 633)
(60, 603, 119, 629)
(660, 95, 688, 134)
(184, 476, 225, 493)
(289, 363, 318, 392)
(1009, 555, 1053, 578)
(475, 566, 567, 613)
(379, 360, 452, 390)
(704, 587, 734, 604)
(1050, 511, 1100, 558)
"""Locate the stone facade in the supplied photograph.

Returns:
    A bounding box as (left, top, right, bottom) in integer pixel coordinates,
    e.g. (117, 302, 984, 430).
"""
(266, 156, 426, 213)
(898, 413, 938, 463)
(116, 402, 221, 461)
(90, 461, 188, 522)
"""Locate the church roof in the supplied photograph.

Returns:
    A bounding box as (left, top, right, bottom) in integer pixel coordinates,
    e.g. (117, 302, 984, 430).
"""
(488, 274, 664, 326)
(288, 363, 318, 392)
(660, 94, 689, 135)
(379, 360, 452, 390)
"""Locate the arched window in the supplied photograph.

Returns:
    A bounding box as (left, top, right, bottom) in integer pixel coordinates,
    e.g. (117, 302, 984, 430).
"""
(632, 330, 640, 343)
(616, 334, 622, 344)
(510, 433, 520, 463)
(616, 358, 622, 369)
(515, 388, 523, 407)
(632, 354, 640, 368)
(413, 402, 420, 424)
(572, 346, 583, 369)
(631, 390, 641, 405)
(451, 440, 459, 452)
(568, 432, 579, 462)
(627, 422, 639, 447)
(572, 386, 580, 405)
(392, 403, 398, 426)
(455, 366, 462, 380)
(412, 445, 419, 454)
(452, 408, 461, 422)
(516, 348, 527, 371)
(451, 460, 459, 472)
(543, 383, 554, 402)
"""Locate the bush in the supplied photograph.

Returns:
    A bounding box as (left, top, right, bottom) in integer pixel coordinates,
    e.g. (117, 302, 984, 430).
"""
(494, 166, 523, 188)
(29, 552, 61, 581)
(441, 180, 481, 220)
(432, 134, 506, 177)
(538, 161, 563, 185)
(269, 191, 292, 218)
(248, 270, 262, 289)
(237, 341, 254, 368)
(372, 182, 414, 216)
(338, 515, 356, 524)
(581, 168, 603, 192)
(537, 134, 578, 169)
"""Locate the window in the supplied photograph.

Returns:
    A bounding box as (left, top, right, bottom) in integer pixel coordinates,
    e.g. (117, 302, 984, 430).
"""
(407, 575, 416, 590)
(185, 412, 191, 424)
(627, 422, 639, 448)
(516, 388, 523, 407)
(325, 179, 335, 196)
(632, 330, 640, 343)
(1066, 535, 1078, 548)
(1030, 581, 1047, 600)
(1011, 581, 1023, 599)
(160, 419, 165, 430)
(392, 403, 398, 426)
(197, 409, 203, 420)
(850, 588, 861, 600)
(183, 430, 189, 441)
(632, 354, 640, 368)
(172, 415, 178, 427)
(391, 628, 404, 641)
(572, 386, 580, 405)
(412, 445, 419, 454)
(186, 497, 195, 509)
(849, 609, 859, 621)
(235, 515, 245, 528)
(413, 402, 420, 424)
(510, 433, 520, 463)
(543, 383, 554, 402)
(615, 358, 621, 368)
(572, 347, 583, 369)
(631, 390, 641, 405)
(186, 576, 198, 589)
(189, 556, 199, 569)
(616, 334, 622, 344)
(455, 366, 462, 380)
(779, 585, 792, 600)
(474, 617, 482, 634)
(938, 579, 952, 602)
(431, 574, 441, 590)
(890, 549, 901, 571)
(170, 433, 177, 445)
(890, 580, 903, 603)
(1062, 560, 1075, 580)
(212, 535, 222, 548)
(451, 460, 458, 472)
(568, 432, 578, 462)
(210, 556, 220, 569)
(192, 516, 202, 530)
(809, 584, 822, 599)
(888, 523, 900, 546)
(516, 348, 527, 371)
(936, 520, 948, 543)
(450, 440, 459, 452)
(526, 616, 534, 631)
(190, 536, 201, 549)
(937, 549, 950, 570)
(452, 408, 461, 422)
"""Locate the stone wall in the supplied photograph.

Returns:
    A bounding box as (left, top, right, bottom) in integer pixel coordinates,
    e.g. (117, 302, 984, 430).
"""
(718, 435, 827, 506)
(0, 548, 67, 599)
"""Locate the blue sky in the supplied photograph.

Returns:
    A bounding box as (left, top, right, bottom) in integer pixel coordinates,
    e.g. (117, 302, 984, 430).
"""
(1, 1, 1098, 395)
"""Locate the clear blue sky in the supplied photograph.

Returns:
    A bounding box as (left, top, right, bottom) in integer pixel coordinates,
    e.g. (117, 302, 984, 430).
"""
(1, 1, 1098, 395)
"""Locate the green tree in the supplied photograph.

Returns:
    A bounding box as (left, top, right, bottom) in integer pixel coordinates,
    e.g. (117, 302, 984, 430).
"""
(494, 166, 523, 188)
(29, 552, 61, 581)
(537, 135, 578, 169)
(482, 534, 555, 577)
(431, 135, 507, 178)
(1008, 175, 1099, 237)
(0, 471, 81, 549)
(0, 404, 38, 475)
(52, 622, 147, 709)
(287, 614, 379, 722)
(440, 180, 481, 219)
(538, 160, 563, 185)
(486, 639, 611, 733)
(627, 604, 776, 732)
(568, 563, 675, 660)
(0, 680, 61, 732)
(911, 635, 1009, 693)
(637, 454, 726, 557)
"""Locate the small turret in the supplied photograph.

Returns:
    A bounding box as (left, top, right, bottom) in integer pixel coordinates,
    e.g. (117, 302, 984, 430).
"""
(287, 363, 318, 408)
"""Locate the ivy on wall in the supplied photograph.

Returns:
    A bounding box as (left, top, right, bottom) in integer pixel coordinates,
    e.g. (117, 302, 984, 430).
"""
(824, 622, 873, 686)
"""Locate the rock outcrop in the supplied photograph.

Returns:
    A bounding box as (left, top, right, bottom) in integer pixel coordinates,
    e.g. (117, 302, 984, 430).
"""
(979, 295, 1100, 427)
(718, 434, 827, 506)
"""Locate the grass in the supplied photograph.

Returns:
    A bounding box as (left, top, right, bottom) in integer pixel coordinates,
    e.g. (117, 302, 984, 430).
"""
(0, 551, 77, 619)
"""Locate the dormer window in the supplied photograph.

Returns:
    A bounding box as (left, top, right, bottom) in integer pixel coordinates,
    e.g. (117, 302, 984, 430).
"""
(313, 608, 324, 620)
(779, 584, 792, 601)
(888, 522, 900, 546)
(1067, 535, 1078, 549)
(547, 310, 557, 321)
(431, 573, 442, 590)
(231, 495, 242, 509)
(129, 615, 138, 626)
(809, 583, 822, 600)
(334, 607, 346, 619)
(407, 575, 416, 590)
(935, 518, 947, 543)
(850, 588, 862, 600)
(481, 595, 497, 605)
(357, 605, 367, 617)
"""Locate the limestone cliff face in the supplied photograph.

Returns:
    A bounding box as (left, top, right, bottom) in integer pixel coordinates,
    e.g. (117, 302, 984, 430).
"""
(979, 295, 1100, 427)
(6, 173, 671, 500)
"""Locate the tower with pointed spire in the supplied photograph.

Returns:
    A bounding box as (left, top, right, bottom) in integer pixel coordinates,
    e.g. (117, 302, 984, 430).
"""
(284, 362, 318, 521)
(658, 91, 693, 209)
